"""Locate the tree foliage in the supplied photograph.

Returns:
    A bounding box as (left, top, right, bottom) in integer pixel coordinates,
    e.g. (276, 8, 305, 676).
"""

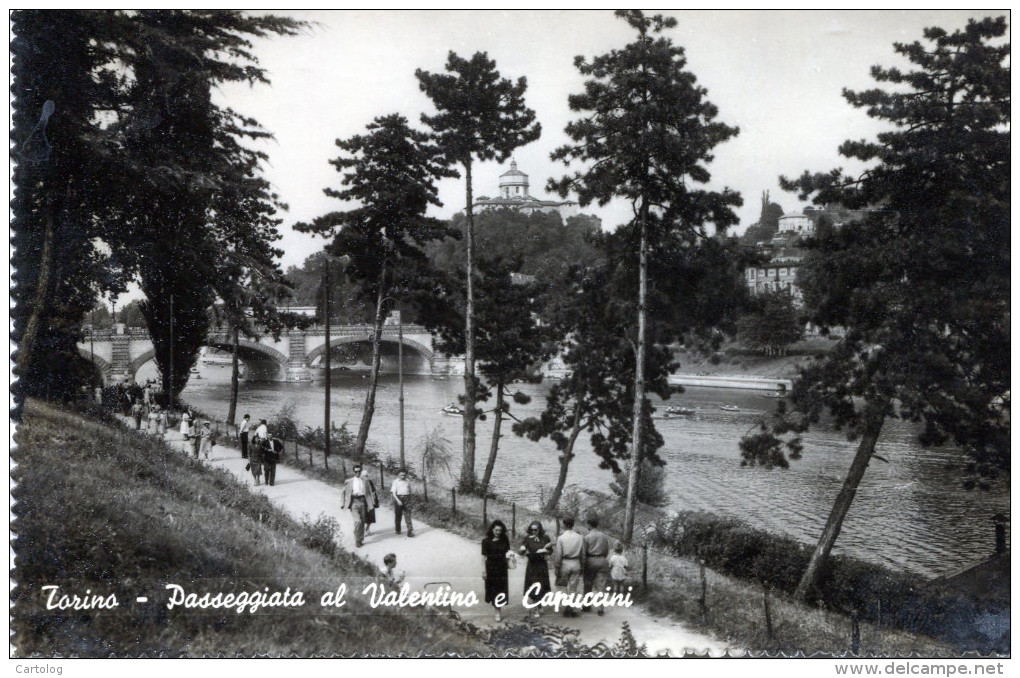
(416, 51, 541, 492)
(550, 10, 741, 541)
(295, 113, 457, 458)
(11, 10, 302, 410)
(736, 291, 803, 355)
(745, 17, 1010, 601)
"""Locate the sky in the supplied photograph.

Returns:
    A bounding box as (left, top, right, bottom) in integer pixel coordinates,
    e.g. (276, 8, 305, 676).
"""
(129, 9, 1004, 293)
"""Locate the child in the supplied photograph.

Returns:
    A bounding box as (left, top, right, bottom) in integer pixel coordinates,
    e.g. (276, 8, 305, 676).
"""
(608, 543, 629, 596)
(378, 553, 405, 587)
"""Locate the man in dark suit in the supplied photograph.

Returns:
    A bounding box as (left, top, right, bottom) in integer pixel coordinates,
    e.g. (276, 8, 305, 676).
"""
(340, 464, 378, 547)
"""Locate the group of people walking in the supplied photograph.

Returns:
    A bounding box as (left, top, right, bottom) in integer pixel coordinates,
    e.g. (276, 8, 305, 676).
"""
(482, 515, 629, 622)
(341, 464, 415, 548)
(178, 409, 217, 460)
(238, 413, 283, 486)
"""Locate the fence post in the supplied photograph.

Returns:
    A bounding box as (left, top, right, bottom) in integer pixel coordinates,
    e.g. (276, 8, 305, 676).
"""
(763, 583, 774, 642)
(308, 442, 313, 466)
(294, 439, 299, 462)
(511, 503, 516, 538)
(380, 466, 385, 489)
(851, 611, 860, 655)
(482, 495, 488, 528)
(451, 488, 457, 515)
(642, 543, 648, 590)
(699, 559, 707, 620)
(555, 517, 561, 536)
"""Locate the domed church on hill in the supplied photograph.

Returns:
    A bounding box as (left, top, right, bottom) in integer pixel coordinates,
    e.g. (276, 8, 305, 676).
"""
(473, 159, 579, 219)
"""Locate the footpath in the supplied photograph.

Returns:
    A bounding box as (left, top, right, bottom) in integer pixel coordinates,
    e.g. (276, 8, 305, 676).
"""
(136, 420, 735, 656)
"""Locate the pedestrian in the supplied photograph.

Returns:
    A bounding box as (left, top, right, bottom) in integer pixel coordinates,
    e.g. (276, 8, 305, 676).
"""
(481, 519, 511, 622)
(518, 520, 552, 618)
(255, 418, 269, 442)
(131, 399, 143, 430)
(94, 386, 103, 406)
(390, 469, 415, 537)
(582, 515, 611, 615)
(378, 553, 405, 587)
(247, 431, 264, 485)
(238, 413, 251, 459)
(180, 410, 192, 440)
(147, 406, 158, 433)
(199, 422, 217, 460)
(340, 464, 377, 547)
(263, 437, 282, 486)
(154, 406, 166, 435)
(190, 421, 201, 459)
(552, 516, 586, 617)
(608, 543, 630, 596)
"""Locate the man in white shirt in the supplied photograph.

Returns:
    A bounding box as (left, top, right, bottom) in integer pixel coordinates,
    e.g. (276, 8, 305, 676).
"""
(238, 413, 251, 459)
(341, 464, 377, 547)
(390, 470, 415, 538)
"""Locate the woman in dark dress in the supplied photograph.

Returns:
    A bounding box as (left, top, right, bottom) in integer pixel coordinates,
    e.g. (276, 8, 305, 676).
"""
(518, 520, 552, 618)
(481, 519, 510, 622)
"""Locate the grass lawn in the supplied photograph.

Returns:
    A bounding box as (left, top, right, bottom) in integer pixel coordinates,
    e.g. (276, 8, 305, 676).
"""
(11, 399, 488, 657)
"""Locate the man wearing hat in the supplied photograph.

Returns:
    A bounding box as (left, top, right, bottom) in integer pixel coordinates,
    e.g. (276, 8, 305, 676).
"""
(340, 464, 378, 547)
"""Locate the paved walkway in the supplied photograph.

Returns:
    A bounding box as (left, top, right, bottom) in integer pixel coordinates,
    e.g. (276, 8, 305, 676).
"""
(134, 419, 735, 656)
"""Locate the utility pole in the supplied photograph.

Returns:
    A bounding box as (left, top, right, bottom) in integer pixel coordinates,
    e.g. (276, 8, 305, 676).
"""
(324, 257, 331, 466)
(398, 304, 405, 471)
(168, 294, 174, 410)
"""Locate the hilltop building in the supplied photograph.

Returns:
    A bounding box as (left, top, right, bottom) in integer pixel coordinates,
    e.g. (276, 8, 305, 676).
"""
(473, 160, 579, 219)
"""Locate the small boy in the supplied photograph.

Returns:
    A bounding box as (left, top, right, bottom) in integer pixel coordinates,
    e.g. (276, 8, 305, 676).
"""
(379, 553, 405, 587)
(608, 543, 629, 596)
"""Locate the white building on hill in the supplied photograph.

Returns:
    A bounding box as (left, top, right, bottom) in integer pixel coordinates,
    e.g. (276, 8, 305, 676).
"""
(473, 160, 579, 219)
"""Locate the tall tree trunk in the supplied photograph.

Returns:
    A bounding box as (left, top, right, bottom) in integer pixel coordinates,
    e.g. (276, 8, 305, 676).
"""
(460, 158, 477, 491)
(226, 325, 240, 425)
(623, 203, 649, 544)
(794, 405, 886, 601)
(354, 271, 388, 459)
(479, 381, 504, 493)
(16, 205, 56, 382)
(544, 401, 584, 514)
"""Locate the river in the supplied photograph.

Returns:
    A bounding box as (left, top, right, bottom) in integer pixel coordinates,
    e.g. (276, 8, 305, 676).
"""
(163, 362, 1009, 579)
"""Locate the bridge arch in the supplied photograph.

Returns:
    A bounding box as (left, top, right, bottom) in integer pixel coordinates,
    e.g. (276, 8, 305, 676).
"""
(305, 334, 434, 370)
(79, 349, 112, 383)
(127, 339, 288, 382)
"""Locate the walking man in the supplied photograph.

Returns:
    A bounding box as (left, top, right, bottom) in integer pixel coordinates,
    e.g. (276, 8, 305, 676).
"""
(390, 470, 415, 537)
(263, 437, 282, 486)
(552, 516, 586, 617)
(341, 464, 377, 548)
(582, 515, 611, 615)
(238, 413, 251, 459)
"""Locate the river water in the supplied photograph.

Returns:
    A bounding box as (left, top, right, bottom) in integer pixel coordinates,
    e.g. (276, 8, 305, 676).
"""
(169, 362, 1009, 579)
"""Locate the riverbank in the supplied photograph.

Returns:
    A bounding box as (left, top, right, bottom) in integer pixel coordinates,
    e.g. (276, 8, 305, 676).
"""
(161, 403, 962, 656)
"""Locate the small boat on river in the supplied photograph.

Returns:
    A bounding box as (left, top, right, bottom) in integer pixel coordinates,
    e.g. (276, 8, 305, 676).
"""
(442, 404, 464, 417)
(665, 405, 696, 416)
(719, 404, 740, 412)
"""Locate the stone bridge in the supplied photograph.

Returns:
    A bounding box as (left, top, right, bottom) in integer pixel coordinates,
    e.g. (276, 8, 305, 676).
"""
(78, 323, 450, 384)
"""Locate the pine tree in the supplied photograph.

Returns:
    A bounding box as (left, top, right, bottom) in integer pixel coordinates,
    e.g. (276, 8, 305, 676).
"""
(296, 113, 456, 460)
(749, 17, 1009, 601)
(550, 11, 741, 542)
(416, 52, 541, 492)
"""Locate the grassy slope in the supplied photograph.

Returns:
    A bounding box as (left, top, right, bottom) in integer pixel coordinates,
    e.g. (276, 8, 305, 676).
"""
(11, 400, 488, 657)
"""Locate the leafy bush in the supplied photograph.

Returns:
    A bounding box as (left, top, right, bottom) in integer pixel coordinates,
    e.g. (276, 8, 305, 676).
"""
(609, 461, 668, 507)
(297, 513, 341, 560)
(651, 510, 1007, 652)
